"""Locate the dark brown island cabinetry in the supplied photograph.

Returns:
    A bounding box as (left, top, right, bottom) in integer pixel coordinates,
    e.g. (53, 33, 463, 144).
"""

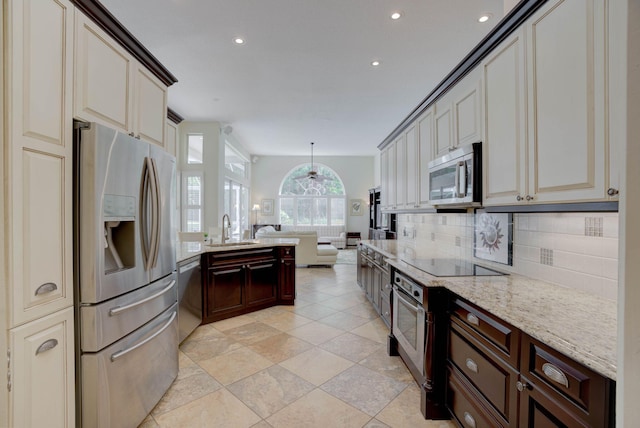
(202, 246, 296, 323)
(447, 297, 615, 428)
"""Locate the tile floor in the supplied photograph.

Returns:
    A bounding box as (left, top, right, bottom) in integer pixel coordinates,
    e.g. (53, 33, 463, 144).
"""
(139, 263, 456, 428)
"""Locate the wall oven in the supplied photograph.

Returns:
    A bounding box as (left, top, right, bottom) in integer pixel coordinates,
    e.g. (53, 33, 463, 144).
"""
(428, 142, 482, 207)
(390, 271, 448, 419)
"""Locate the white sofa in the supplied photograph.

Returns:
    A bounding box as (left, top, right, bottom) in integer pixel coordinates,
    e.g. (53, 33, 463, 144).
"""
(280, 225, 346, 249)
(255, 227, 338, 266)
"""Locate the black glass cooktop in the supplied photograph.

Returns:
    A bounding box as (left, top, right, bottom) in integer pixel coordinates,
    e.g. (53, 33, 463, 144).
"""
(402, 258, 507, 277)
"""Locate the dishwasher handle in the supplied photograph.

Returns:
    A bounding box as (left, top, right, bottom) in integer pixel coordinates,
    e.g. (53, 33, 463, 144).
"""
(179, 260, 200, 273)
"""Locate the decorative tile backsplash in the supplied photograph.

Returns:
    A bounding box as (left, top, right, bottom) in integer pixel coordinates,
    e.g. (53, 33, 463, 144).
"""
(397, 212, 619, 301)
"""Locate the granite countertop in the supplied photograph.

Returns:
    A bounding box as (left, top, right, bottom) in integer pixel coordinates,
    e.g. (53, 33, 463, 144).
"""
(176, 238, 299, 263)
(359, 240, 617, 381)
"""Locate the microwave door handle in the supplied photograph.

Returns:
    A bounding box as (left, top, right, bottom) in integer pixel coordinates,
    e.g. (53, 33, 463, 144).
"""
(457, 161, 467, 198)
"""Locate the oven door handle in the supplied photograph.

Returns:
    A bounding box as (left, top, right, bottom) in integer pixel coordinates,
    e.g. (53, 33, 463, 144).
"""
(393, 285, 423, 313)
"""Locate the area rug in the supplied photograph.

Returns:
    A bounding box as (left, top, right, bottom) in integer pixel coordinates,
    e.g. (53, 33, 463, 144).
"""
(336, 249, 357, 265)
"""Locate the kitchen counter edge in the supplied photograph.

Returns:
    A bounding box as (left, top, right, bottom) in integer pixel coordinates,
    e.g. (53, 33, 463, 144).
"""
(176, 238, 299, 263)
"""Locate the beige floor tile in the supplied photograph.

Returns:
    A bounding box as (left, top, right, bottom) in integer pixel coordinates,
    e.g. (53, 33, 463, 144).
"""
(151, 372, 222, 417)
(176, 350, 202, 381)
(266, 389, 371, 428)
(248, 332, 315, 363)
(363, 419, 391, 428)
(154, 389, 261, 428)
(344, 302, 383, 320)
(320, 364, 408, 416)
(259, 311, 314, 331)
(279, 348, 354, 385)
(376, 384, 457, 428)
(319, 294, 367, 311)
(212, 314, 256, 331)
(290, 303, 338, 321)
(199, 347, 273, 385)
(319, 332, 384, 362)
(183, 323, 226, 341)
(180, 335, 243, 362)
(358, 350, 414, 383)
(245, 306, 288, 321)
(227, 365, 315, 418)
(317, 310, 371, 331)
(223, 321, 283, 345)
(351, 318, 390, 344)
(138, 414, 159, 428)
(287, 321, 343, 345)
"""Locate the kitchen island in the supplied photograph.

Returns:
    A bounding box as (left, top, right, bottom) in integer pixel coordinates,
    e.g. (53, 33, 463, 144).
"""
(177, 238, 299, 324)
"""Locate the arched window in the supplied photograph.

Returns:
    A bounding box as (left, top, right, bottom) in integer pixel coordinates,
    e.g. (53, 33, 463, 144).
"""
(279, 163, 346, 226)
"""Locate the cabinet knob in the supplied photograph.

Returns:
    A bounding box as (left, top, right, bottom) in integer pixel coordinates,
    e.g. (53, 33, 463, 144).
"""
(516, 195, 523, 201)
(281, 259, 284, 264)
(607, 187, 619, 196)
(135, 135, 141, 140)
(525, 195, 534, 201)
(466, 313, 480, 326)
(384, 311, 390, 317)
(128, 132, 135, 137)
(516, 381, 531, 392)
(465, 358, 479, 373)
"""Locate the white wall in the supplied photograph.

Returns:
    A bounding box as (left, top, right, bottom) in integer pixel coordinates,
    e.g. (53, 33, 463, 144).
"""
(251, 155, 375, 239)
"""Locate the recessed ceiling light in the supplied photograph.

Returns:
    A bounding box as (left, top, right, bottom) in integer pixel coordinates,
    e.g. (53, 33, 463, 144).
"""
(390, 11, 402, 20)
(233, 37, 245, 45)
(371, 60, 381, 67)
(478, 14, 492, 23)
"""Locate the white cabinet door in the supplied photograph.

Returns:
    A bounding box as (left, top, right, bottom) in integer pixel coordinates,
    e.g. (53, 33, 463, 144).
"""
(452, 68, 483, 147)
(526, 0, 607, 203)
(380, 148, 389, 209)
(434, 98, 453, 157)
(7, 0, 74, 326)
(74, 11, 133, 131)
(417, 107, 434, 207)
(387, 143, 397, 209)
(483, 30, 528, 206)
(9, 307, 75, 428)
(134, 65, 167, 147)
(395, 136, 406, 209)
(405, 124, 418, 208)
(166, 120, 179, 158)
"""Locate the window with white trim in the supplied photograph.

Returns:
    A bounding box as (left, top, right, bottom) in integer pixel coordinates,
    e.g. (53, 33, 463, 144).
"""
(182, 171, 203, 232)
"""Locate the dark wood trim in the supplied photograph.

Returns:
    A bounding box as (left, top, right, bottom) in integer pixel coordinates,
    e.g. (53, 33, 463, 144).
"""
(167, 107, 184, 124)
(482, 201, 619, 213)
(71, 0, 178, 87)
(378, 0, 548, 150)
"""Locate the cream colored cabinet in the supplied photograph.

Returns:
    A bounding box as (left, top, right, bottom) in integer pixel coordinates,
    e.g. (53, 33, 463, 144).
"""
(394, 136, 406, 209)
(484, 0, 608, 206)
(166, 119, 179, 158)
(74, 12, 168, 148)
(380, 148, 389, 209)
(417, 107, 435, 207)
(483, 30, 528, 206)
(387, 143, 396, 209)
(434, 69, 482, 157)
(525, 0, 607, 204)
(405, 124, 418, 208)
(9, 308, 75, 428)
(6, 0, 74, 327)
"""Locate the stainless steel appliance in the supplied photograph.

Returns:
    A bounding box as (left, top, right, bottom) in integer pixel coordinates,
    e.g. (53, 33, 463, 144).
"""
(428, 142, 482, 207)
(390, 271, 448, 419)
(177, 255, 202, 343)
(74, 122, 178, 427)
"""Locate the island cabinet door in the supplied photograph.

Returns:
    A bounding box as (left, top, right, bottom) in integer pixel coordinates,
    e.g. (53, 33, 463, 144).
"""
(246, 260, 278, 308)
(205, 264, 245, 320)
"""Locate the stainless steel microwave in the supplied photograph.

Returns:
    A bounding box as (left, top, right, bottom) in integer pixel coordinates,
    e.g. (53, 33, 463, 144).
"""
(427, 142, 482, 207)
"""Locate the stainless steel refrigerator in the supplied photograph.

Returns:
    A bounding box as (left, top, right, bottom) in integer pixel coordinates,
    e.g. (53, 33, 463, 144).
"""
(74, 121, 178, 427)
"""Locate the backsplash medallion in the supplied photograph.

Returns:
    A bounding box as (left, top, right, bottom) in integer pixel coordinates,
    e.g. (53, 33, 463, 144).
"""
(397, 212, 619, 301)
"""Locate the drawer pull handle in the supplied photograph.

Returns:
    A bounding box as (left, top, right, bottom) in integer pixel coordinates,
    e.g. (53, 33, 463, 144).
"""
(463, 411, 476, 428)
(466, 313, 480, 326)
(465, 358, 478, 373)
(35, 282, 58, 296)
(542, 363, 569, 388)
(35, 339, 58, 355)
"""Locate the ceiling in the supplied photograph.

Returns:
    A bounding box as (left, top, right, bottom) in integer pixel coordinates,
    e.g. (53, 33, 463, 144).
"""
(100, 0, 504, 157)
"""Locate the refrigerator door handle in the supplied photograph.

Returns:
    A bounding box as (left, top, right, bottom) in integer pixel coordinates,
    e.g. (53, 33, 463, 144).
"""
(108, 280, 176, 316)
(110, 310, 177, 362)
(150, 158, 161, 268)
(140, 158, 151, 269)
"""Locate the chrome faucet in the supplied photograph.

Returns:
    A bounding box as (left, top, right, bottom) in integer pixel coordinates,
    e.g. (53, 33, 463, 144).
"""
(221, 214, 231, 243)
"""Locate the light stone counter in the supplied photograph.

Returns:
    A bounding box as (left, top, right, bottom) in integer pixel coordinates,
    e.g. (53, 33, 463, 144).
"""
(176, 238, 299, 263)
(360, 240, 617, 380)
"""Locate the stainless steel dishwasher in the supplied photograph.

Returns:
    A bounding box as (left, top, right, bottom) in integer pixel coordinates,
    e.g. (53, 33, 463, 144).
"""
(177, 256, 202, 343)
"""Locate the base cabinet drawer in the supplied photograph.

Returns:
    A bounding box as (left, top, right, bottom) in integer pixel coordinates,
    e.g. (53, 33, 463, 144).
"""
(448, 368, 506, 428)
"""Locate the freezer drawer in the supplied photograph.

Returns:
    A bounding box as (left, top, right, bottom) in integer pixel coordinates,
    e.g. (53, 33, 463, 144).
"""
(81, 303, 178, 428)
(80, 272, 177, 352)
(178, 256, 202, 343)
